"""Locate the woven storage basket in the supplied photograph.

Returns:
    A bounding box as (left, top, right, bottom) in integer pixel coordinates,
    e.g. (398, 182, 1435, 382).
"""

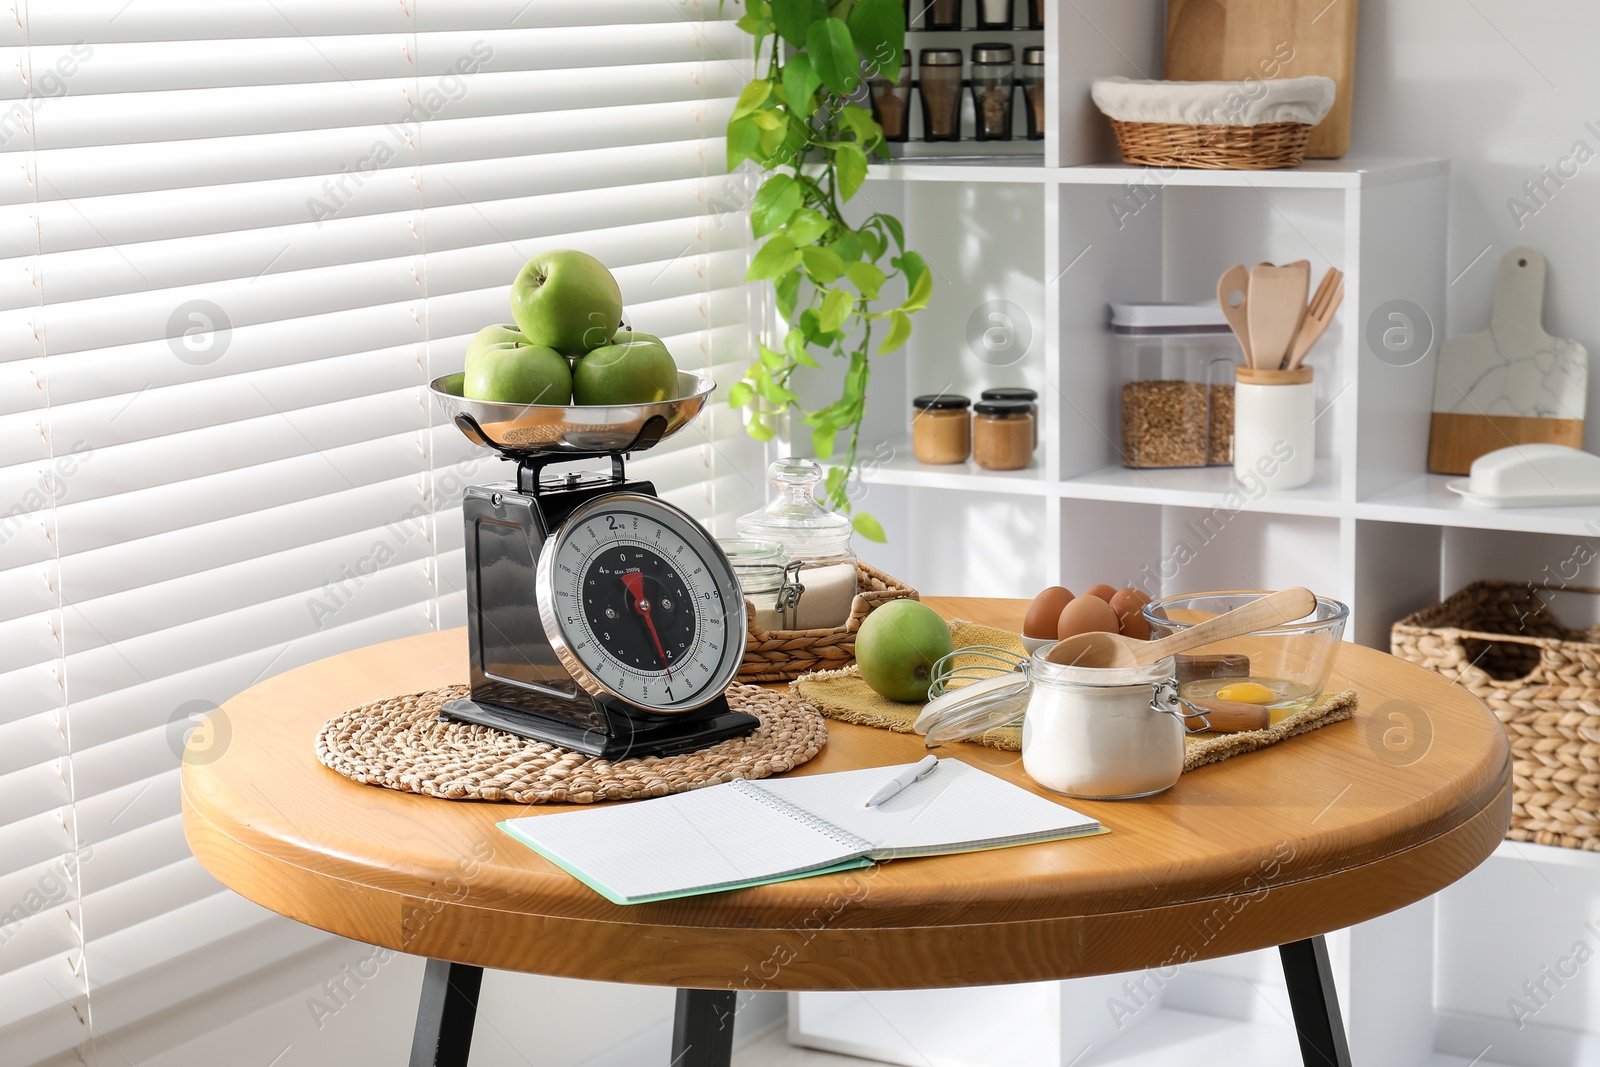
(1391, 580, 1600, 851)
(737, 560, 916, 683)
(1108, 118, 1312, 170)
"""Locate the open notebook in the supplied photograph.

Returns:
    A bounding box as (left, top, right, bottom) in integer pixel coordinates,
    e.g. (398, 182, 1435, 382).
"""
(499, 758, 1103, 905)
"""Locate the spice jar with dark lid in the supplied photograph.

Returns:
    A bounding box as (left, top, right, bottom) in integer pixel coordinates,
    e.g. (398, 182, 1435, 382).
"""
(868, 64, 912, 143)
(1021, 46, 1045, 140)
(919, 0, 961, 31)
(981, 386, 1038, 448)
(970, 43, 1015, 142)
(918, 50, 964, 142)
(973, 398, 1034, 471)
(975, 0, 1013, 30)
(912, 393, 971, 464)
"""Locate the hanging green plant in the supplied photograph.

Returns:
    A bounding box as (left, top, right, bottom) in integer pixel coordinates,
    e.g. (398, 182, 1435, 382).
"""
(723, 0, 930, 543)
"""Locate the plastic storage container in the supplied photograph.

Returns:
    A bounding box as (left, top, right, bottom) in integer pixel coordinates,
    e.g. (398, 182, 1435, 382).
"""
(1112, 301, 1239, 469)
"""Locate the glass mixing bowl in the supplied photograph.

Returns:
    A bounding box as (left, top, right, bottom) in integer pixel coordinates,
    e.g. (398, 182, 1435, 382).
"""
(1142, 591, 1349, 722)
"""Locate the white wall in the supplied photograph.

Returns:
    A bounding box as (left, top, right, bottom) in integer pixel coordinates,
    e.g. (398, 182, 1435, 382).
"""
(1351, 0, 1600, 444)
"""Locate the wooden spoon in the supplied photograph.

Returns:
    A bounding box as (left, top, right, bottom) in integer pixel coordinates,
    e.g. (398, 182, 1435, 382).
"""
(1045, 587, 1317, 669)
(1215, 264, 1252, 365)
(1247, 260, 1310, 370)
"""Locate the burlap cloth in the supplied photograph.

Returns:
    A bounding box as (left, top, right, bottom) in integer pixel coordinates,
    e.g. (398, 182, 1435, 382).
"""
(792, 621, 1356, 771)
(316, 682, 827, 803)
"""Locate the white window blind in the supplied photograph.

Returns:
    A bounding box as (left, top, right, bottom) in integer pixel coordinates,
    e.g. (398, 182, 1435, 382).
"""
(0, 2, 759, 1062)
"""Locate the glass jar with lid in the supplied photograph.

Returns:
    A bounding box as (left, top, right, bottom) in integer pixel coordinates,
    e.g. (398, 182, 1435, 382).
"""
(912, 393, 971, 464)
(975, 0, 1013, 30)
(980, 386, 1038, 448)
(972, 398, 1034, 470)
(917, 49, 964, 142)
(970, 43, 1015, 141)
(1020, 46, 1045, 140)
(716, 538, 802, 632)
(920, 0, 961, 31)
(868, 63, 912, 143)
(735, 459, 859, 631)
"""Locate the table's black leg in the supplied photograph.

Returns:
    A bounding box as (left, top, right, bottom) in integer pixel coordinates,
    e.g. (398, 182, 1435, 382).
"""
(409, 959, 483, 1067)
(670, 988, 737, 1067)
(1279, 936, 1353, 1067)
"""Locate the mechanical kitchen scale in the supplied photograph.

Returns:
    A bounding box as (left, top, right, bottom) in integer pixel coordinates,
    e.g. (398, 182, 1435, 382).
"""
(428, 371, 757, 759)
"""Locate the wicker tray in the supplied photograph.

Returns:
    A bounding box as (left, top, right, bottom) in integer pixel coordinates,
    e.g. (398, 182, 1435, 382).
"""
(737, 561, 917, 683)
(1108, 118, 1312, 170)
(1392, 580, 1600, 851)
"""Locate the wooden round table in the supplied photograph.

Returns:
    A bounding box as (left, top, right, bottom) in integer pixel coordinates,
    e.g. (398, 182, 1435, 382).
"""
(182, 598, 1510, 1067)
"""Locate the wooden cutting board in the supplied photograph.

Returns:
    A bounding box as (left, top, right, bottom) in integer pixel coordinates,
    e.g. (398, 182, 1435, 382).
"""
(1164, 0, 1359, 158)
(1428, 246, 1588, 475)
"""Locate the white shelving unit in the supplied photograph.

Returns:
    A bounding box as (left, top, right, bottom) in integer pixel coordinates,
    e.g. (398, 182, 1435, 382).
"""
(786, 3, 1599, 1066)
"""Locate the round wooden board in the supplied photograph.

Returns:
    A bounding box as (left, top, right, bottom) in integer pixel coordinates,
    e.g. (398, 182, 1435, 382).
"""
(181, 598, 1510, 991)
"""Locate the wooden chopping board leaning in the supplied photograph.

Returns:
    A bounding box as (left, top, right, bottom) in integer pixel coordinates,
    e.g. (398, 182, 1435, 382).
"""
(1164, 0, 1359, 158)
(1427, 246, 1588, 475)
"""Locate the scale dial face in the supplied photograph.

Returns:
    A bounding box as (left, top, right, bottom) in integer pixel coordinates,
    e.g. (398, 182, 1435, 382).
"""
(535, 493, 746, 713)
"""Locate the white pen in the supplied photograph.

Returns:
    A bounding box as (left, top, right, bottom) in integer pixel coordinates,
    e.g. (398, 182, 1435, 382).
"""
(864, 755, 940, 808)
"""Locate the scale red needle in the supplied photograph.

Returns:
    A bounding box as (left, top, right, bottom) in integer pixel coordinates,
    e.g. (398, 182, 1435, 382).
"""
(619, 571, 673, 680)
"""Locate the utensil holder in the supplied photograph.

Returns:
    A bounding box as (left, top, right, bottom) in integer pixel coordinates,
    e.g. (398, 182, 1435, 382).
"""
(1233, 366, 1314, 490)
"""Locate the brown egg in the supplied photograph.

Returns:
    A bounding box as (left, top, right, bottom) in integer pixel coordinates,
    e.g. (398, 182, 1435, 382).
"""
(1023, 586, 1074, 638)
(1109, 586, 1152, 640)
(1083, 583, 1117, 602)
(1057, 593, 1120, 640)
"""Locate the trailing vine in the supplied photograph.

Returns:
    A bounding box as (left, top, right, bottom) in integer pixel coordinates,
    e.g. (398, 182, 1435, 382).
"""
(723, 0, 929, 542)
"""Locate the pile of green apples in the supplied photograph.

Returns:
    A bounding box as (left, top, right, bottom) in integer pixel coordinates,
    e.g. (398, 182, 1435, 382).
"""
(463, 249, 680, 406)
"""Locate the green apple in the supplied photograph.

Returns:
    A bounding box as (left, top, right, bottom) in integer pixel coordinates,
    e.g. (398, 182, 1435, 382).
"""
(572, 338, 679, 405)
(463, 327, 572, 405)
(611, 326, 662, 347)
(466, 323, 527, 361)
(855, 599, 954, 703)
(510, 249, 623, 356)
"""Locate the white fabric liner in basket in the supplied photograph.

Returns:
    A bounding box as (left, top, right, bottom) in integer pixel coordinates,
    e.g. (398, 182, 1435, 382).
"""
(1091, 76, 1336, 127)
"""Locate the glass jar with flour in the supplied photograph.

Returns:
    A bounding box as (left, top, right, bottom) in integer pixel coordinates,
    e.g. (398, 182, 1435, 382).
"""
(736, 459, 859, 631)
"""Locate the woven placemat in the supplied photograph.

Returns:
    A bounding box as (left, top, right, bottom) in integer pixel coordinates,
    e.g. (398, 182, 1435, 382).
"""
(792, 663, 1357, 770)
(788, 620, 1030, 749)
(316, 683, 827, 803)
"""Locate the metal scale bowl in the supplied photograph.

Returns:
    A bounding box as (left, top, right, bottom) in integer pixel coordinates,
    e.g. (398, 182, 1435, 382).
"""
(429, 372, 758, 759)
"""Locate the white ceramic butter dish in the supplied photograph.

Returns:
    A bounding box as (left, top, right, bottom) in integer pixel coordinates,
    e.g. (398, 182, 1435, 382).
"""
(1446, 444, 1600, 508)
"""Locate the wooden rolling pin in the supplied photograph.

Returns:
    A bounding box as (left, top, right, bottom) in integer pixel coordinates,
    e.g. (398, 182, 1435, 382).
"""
(1183, 697, 1272, 733)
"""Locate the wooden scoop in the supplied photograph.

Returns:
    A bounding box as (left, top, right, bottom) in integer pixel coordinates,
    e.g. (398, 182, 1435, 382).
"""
(1046, 587, 1317, 669)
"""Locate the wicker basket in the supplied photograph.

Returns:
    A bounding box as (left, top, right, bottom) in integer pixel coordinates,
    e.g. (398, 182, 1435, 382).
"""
(1108, 118, 1312, 170)
(737, 561, 917, 683)
(1391, 580, 1600, 851)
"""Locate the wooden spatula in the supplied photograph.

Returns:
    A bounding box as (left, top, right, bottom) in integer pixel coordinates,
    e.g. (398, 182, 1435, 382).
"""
(1247, 260, 1310, 370)
(1286, 268, 1344, 370)
(1216, 264, 1252, 366)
